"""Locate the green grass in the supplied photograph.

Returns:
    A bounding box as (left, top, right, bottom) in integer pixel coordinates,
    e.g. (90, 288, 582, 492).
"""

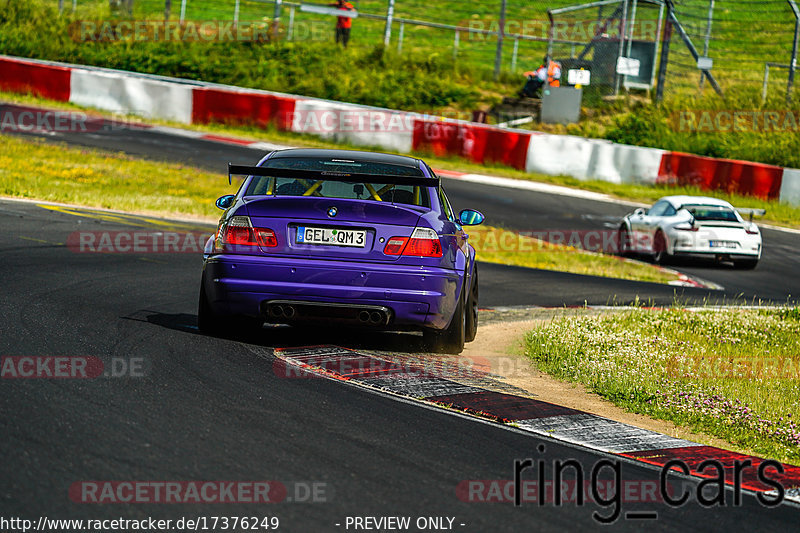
(130, 0, 799, 93)
(0, 0, 492, 113)
(524, 308, 800, 465)
(5, 88, 800, 229)
(0, 133, 237, 218)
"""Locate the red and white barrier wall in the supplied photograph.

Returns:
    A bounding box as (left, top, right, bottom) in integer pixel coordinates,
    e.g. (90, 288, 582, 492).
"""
(781, 168, 800, 205)
(526, 133, 665, 184)
(70, 68, 194, 124)
(1, 55, 798, 205)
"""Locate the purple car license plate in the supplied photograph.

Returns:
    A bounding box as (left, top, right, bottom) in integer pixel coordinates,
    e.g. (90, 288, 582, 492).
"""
(296, 226, 367, 247)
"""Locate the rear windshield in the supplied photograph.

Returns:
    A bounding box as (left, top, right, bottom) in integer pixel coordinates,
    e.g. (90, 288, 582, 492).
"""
(244, 158, 431, 207)
(259, 157, 424, 176)
(684, 205, 739, 222)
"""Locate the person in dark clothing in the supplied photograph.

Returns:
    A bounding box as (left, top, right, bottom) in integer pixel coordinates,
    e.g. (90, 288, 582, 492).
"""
(519, 55, 562, 98)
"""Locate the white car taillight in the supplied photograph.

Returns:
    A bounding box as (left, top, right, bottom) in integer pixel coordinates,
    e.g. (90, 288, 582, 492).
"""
(221, 216, 277, 248)
(383, 227, 443, 257)
(675, 223, 699, 232)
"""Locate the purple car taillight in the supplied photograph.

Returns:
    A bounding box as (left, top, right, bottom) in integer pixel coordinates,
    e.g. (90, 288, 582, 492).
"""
(216, 216, 278, 252)
(383, 227, 443, 257)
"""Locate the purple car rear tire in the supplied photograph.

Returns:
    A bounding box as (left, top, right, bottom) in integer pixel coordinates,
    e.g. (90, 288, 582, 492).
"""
(198, 275, 263, 338)
(424, 281, 466, 354)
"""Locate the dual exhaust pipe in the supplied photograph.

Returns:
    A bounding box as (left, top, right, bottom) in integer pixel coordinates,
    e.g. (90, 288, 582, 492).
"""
(268, 304, 296, 319)
(358, 310, 387, 325)
(265, 302, 389, 326)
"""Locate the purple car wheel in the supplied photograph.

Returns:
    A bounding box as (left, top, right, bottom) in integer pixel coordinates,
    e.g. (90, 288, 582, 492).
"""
(197, 280, 221, 334)
(424, 281, 466, 354)
(465, 266, 478, 343)
(198, 275, 262, 338)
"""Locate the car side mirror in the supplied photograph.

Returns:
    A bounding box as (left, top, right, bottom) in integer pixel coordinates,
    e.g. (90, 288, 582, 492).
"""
(633, 208, 645, 216)
(459, 209, 485, 226)
(215, 195, 235, 210)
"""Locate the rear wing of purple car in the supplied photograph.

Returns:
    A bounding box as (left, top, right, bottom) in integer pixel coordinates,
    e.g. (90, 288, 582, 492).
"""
(228, 164, 440, 188)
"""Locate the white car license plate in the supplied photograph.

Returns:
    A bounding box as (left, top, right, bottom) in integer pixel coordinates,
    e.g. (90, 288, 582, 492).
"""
(296, 226, 366, 247)
(709, 240, 737, 248)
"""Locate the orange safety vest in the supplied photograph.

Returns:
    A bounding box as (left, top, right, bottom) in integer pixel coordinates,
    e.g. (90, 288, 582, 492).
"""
(335, 2, 354, 29)
(547, 61, 561, 87)
(524, 61, 562, 87)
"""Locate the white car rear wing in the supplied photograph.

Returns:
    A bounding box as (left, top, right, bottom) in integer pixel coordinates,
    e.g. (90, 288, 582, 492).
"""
(735, 208, 767, 222)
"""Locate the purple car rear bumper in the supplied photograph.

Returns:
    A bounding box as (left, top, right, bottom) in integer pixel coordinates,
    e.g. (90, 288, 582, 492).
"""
(203, 254, 462, 329)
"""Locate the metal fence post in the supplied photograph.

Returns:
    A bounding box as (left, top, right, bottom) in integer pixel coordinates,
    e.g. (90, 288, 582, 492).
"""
(614, 0, 629, 95)
(287, 6, 295, 41)
(384, 0, 395, 46)
(165, 0, 171, 22)
(511, 37, 519, 71)
(656, 6, 673, 103)
(273, 0, 282, 39)
(72, 0, 77, 12)
(58, 0, 64, 14)
(494, 0, 507, 81)
(398, 22, 404, 53)
(789, 0, 799, 104)
(699, 0, 714, 89)
(234, 0, 240, 26)
(627, 0, 637, 56)
(453, 31, 459, 61)
(180, 0, 187, 24)
(762, 63, 771, 104)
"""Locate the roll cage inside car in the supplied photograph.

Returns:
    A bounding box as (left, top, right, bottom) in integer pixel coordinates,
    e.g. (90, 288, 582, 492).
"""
(228, 164, 440, 201)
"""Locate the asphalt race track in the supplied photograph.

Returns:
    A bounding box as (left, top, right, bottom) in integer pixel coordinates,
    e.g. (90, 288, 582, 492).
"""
(1, 199, 798, 531)
(2, 104, 800, 530)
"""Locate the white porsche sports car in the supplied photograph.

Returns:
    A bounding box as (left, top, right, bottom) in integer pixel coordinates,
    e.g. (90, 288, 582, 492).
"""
(618, 195, 764, 269)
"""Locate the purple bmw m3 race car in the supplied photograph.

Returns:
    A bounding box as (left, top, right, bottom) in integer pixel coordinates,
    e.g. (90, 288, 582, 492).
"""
(198, 148, 484, 354)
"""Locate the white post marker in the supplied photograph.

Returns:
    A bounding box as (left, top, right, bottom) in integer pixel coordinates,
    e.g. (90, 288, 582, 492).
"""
(697, 56, 714, 71)
(567, 68, 591, 86)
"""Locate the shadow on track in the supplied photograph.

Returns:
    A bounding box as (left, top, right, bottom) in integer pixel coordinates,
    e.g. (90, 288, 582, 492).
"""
(127, 310, 430, 353)
(626, 253, 747, 271)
